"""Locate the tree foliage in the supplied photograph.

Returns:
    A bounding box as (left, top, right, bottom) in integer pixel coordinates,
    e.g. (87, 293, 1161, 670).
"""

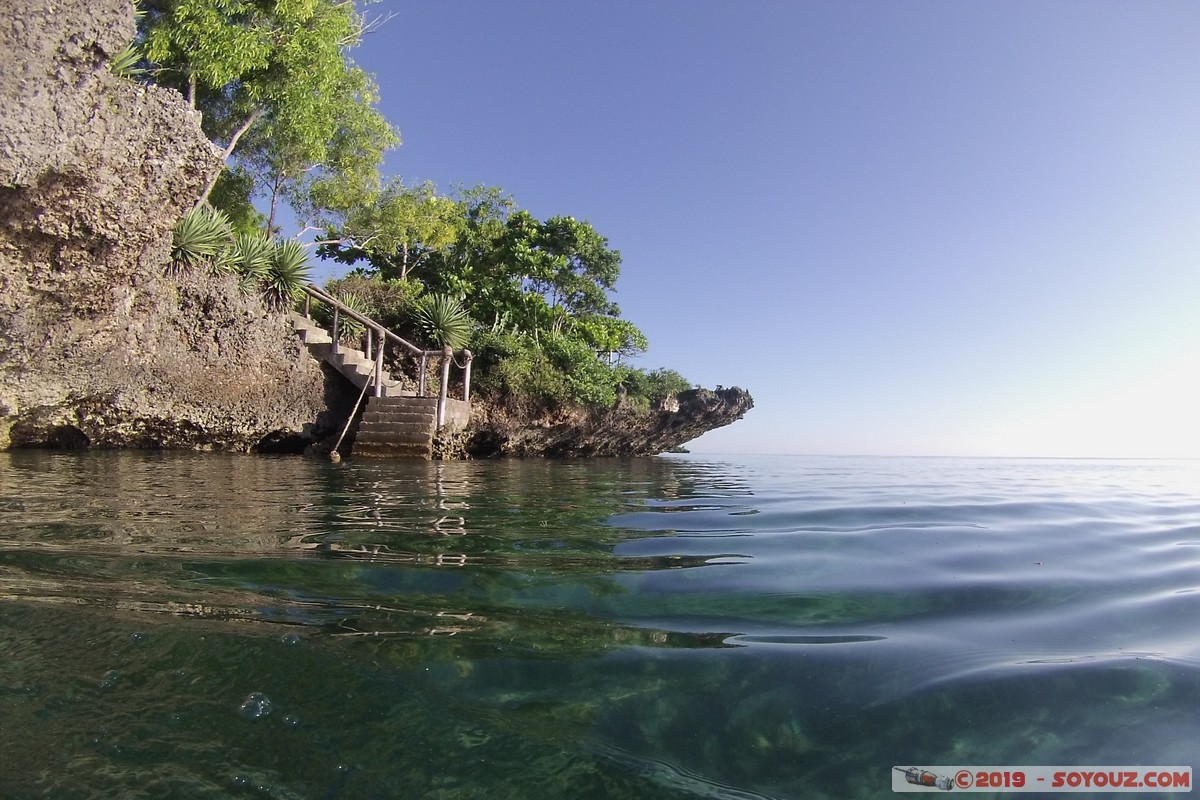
(323, 186, 632, 339)
(317, 180, 462, 280)
(317, 183, 695, 409)
(138, 0, 398, 225)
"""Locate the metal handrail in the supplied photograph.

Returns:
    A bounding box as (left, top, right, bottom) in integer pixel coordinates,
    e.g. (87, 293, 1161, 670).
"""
(302, 283, 427, 356)
(299, 284, 472, 424)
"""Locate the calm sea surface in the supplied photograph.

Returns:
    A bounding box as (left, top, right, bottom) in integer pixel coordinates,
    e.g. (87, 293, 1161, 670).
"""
(0, 452, 1197, 799)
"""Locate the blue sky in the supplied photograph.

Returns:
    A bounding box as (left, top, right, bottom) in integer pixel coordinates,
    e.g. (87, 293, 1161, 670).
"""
(314, 1, 1200, 457)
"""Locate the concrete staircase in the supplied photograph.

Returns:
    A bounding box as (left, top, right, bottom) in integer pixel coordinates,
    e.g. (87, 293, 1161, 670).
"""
(289, 306, 473, 460)
(352, 397, 439, 458)
(353, 397, 473, 459)
(289, 313, 411, 397)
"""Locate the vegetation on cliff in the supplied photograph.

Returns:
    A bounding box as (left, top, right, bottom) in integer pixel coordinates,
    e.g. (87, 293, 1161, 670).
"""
(134, 0, 397, 231)
(318, 186, 694, 413)
(128, 1, 741, 433)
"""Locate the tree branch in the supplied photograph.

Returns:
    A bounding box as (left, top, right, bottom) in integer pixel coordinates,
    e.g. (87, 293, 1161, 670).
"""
(193, 107, 266, 208)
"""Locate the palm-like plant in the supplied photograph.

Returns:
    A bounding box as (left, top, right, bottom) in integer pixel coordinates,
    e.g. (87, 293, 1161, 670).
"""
(263, 239, 311, 309)
(333, 292, 369, 341)
(226, 231, 274, 292)
(109, 9, 146, 79)
(109, 44, 145, 78)
(412, 293, 473, 349)
(170, 206, 231, 272)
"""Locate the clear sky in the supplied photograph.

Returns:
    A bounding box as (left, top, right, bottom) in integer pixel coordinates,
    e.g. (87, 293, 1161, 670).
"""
(317, 1, 1200, 458)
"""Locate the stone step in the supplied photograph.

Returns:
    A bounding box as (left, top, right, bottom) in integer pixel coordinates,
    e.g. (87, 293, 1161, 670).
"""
(353, 442, 433, 459)
(358, 422, 433, 436)
(355, 429, 433, 446)
(331, 349, 372, 368)
(367, 398, 444, 410)
(361, 411, 436, 425)
(297, 328, 331, 345)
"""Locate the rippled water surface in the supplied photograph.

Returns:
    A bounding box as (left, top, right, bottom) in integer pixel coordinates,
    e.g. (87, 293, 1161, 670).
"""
(1, 452, 1197, 798)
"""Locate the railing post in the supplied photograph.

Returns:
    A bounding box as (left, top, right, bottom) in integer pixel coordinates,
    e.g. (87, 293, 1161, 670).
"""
(303, 294, 311, 318)
(374, 337, 384, 397)
(364, 326, 372, 359)
(331, 308, 340, 355)
(419, 353, 428, 397)
(437, 345, 451, 429)
(461, 349, 472, 402)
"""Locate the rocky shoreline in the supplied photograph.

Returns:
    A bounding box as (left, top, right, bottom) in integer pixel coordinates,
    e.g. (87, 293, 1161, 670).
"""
(0, 0, 751, 458)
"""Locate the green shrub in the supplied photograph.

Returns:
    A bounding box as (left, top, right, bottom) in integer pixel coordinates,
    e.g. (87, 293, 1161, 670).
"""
(224, 231, 274, 291)
(469, 330, 550, 403)
(109, 44, 144, 78)
(468, 330, 682, 410)
(542, 333, 619, 407)
(324, 275, 422, 330)
(312, 291, 368, 342)
(644, 368, 692, 398)
(170, 206, 231, 272)
(616, 366, 693, 406)
(263, 239, 311, 309)
(412, 293, 473, 349)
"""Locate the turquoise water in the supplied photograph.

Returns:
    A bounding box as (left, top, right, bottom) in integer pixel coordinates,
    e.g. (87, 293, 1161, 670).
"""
(0, 452, 1197, 798)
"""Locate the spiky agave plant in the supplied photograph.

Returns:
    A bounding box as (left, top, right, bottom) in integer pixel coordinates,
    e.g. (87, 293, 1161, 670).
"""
(263, 239, 311, 309)
(412, 293, 473, 349)
(225, 231, 274, 292)
(333, 292, 368, 341)
(109, 8, 146, 79)
(109, 44, 145, 78)
(170, 206, 231, 272)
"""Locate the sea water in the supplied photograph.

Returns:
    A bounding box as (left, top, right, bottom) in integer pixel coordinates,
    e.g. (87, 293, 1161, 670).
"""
(0, 452, 1196, 799)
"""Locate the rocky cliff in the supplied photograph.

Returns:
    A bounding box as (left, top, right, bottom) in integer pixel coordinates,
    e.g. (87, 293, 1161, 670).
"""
(460, 387, 754, 457)
(0, 0, 349, 451)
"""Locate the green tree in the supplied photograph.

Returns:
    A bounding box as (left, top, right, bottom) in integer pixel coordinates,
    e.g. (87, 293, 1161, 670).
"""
(316, 180, 462, 280)
(410, 195, 626, 337)
(139, 0, 398, 222)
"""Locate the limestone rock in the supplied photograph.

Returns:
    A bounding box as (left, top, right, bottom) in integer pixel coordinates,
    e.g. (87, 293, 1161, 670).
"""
(464, 387, 754, 457)
(0, 0, 349, 451)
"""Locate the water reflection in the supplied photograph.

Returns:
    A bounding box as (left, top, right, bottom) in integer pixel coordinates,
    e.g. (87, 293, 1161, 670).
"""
(0, 451, 748, 654)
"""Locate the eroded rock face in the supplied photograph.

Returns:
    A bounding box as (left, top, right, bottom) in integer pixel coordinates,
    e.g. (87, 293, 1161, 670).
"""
(464, 387, 754, 457)
(0, 0, 347, 451)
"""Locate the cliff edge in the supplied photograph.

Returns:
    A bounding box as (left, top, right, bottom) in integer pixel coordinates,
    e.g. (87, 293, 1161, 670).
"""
(460, 387, 754, 458)
(0, 0, 349, 451)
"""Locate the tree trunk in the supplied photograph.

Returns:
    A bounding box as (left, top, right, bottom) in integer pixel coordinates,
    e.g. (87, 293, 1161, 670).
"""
(193, 108, 265, 209)
(267, 172, 284, 233)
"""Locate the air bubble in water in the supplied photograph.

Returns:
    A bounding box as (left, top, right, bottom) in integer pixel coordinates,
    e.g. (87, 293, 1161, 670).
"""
(281, 633, 301, 646)
(99, 670, 121, 689)
(238, 692, 274, 720)
(283, 714, 300, 729)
